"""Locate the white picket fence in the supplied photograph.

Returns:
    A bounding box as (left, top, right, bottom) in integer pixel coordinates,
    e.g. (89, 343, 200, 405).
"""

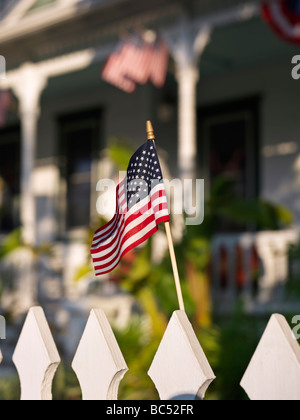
(0, 306, 300, 400)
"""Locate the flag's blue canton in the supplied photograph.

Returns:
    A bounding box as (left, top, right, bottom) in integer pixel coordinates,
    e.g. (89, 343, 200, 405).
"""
(287, 0, 300, 15)
(126, 141, 163, 210)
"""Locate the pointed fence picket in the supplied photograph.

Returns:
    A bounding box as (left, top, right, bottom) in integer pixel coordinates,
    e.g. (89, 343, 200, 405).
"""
(72, 309, 128, 400)
(241, 314, 300, 400)
(12, 307, 61, 400)
(0, 307, 300, 400)
(148, 311, 215, 400)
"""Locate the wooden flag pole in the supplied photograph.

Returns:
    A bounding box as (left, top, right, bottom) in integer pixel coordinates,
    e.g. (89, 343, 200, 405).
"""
(146, 121, 185, 312)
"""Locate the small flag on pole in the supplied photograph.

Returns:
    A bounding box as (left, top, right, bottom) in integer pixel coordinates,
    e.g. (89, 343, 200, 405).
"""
(91, 139, 170, 276)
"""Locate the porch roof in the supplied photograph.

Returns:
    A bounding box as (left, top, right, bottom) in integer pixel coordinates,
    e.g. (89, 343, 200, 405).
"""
(0, 0, 272, 72)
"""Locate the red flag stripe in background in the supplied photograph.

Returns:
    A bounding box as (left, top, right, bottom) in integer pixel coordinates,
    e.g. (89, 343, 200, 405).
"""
(121, 41, 154, 85)
(262, 0, 300, 44)
(91, 141, 170, 276)
(101, 35, 169, 92)
(0, 90, 11, 128)
(150, 41, 169, 88)
(101, 49, 137, 93)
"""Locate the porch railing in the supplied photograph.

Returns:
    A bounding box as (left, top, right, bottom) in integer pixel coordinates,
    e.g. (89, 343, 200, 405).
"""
(211, 229, 300, 312)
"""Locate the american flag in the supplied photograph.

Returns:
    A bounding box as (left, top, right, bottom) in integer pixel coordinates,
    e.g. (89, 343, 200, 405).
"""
(262, 0, 300, 44)
(91, 140, 170, 276)
(101, 33, 169, 93)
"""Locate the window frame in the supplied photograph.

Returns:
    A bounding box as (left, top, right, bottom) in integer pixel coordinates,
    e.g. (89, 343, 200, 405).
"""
(0, 125, 21, 234)
(57, 108, 102, 238)
(198, 96, 260, 201)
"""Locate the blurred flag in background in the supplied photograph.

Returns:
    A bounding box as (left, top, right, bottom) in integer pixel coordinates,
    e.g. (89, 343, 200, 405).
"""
(0, 90, 11, 128)
(262, 0, 300, 45)
(101, 30, 169, 93)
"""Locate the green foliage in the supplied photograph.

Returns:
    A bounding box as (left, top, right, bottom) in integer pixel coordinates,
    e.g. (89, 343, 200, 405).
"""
(0, 228, 22, 259)
(0, 228, 54, 302)
(0, 375, 20, 400)
(115, 318, 161, 400)
(0, 227, 54, 260)
(73, 265, 93, 283)
(107, 138, 135, 171)
(203, 176, 293, 234)
(210, 303, 260, 400)
(52, 364, 82, 400)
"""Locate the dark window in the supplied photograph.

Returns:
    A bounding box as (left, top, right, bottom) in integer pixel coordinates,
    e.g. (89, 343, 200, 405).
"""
(198, 97, 259, 231)
(59, 109, 102, 230)
(0, 127, 20, 232)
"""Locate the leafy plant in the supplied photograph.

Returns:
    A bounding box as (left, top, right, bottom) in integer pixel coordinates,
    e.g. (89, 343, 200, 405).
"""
(0, 228, 22, 259)
(107, 138, 135, 171)
(0, 375, 20, 401)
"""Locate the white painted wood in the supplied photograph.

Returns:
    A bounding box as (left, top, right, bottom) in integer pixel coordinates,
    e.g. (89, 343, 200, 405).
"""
(12, 306, 61, 400)
(148, 310, 215, 400)
(241, 314, 300, 400)
(163, 1, 259, 42)
(1, 0, 39, 26)
(9, 63, 48, 246)
(72, 309, 128, 400)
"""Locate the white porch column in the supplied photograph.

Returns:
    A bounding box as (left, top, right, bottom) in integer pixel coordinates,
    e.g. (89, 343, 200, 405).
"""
(176, 65, 199, 180)
(164, 21, 210, 221)
(11, 63, 48, 245)
(171, 23, 211, 181)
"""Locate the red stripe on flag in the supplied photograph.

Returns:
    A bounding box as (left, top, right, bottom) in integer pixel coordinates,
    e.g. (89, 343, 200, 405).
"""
(0, 90, 11, 128)
(91, 199, 154, 255)
(93, 225, 158, 275)
(92, 214, 156, 267)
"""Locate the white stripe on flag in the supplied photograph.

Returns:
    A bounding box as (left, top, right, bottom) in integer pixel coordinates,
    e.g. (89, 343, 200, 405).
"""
(94, 218, 157, 275)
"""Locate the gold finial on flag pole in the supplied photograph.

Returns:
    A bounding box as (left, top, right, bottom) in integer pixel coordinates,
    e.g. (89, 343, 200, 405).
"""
(146, 120, 156, 141)
(146, 120, 185, 312)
